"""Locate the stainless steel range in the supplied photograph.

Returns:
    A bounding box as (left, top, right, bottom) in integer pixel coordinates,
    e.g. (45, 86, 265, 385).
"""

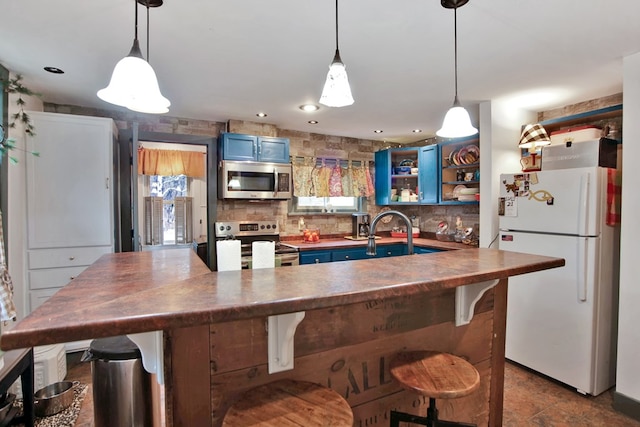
(214, 221, 299, 268)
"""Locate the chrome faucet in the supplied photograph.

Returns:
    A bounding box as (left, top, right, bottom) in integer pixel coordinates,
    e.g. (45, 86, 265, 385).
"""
(367, 210, 414, 256)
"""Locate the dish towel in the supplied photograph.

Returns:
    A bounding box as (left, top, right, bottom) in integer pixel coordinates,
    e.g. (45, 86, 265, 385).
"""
(606, 168, 622, 226)
(252, 241, 275, 270)
(0, 210, 17, 322)
(216, 240, 242, 272)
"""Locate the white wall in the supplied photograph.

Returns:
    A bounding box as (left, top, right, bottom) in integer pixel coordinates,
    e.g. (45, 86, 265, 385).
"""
(616, 52, 640, 402)
(6, 82, 43, 323)
(478, 101, 536, 248)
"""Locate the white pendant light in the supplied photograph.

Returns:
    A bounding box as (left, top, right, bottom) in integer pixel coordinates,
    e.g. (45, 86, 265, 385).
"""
(437, 0, 477, 138)
(97, 0, 170, 114)
(319, 0, 354, 107)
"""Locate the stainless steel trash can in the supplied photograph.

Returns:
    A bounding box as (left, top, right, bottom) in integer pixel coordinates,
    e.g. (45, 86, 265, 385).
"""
(82, 336, 152, 427)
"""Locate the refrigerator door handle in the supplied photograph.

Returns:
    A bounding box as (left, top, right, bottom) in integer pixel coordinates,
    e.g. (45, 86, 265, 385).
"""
(577, 237, 588, 302)
(578, 172, 590, 236)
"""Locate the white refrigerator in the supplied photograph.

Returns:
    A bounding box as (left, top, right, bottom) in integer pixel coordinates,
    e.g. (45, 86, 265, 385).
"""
(498, 166, 620, 396)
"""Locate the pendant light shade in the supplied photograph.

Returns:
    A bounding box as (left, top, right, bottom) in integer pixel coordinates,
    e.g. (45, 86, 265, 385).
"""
(437, 96, 478, 138)
(97, 0, 170, 114)
(437, 0, 477, 138)
(319, 0, 354, 107)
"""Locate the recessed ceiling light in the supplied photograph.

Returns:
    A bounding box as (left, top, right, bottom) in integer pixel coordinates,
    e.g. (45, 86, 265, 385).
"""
(256, 112, 267, 118)
(374, 130, 383, 134)
(412, 129, 423, 133)
(299, 104, 320, 112)
(44, 66, 64, 74)
(308, 120, 318, 124)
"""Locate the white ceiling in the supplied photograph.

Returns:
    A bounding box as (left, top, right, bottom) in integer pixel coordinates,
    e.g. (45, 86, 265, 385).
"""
(2, 1, 639, 143)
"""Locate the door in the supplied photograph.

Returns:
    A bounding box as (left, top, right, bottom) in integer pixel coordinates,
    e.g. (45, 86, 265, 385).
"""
(119, 126, 218, 269)
(499, 231, 598, 394)
(499, 167, 604, 236)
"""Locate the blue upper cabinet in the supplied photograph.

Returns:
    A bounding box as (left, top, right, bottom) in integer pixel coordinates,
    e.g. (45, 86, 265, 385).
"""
(220, 133, 290, 163)
(256, 136, 290, 163)
(375, 147, 421, 206)
(375, 146, 441, 205)
(418, 145, 440, 204)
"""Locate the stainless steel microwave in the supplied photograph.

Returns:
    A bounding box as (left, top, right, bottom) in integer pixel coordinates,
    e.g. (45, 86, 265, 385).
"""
(218, 160, 292, 200)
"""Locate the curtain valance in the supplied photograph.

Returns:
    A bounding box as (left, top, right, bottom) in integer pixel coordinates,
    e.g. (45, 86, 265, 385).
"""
(138, 148, 205, 178)
(292, 158, 374, 198)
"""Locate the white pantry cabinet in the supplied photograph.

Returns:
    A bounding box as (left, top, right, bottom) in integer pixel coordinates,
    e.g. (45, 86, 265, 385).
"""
(25, 112, 117, 318)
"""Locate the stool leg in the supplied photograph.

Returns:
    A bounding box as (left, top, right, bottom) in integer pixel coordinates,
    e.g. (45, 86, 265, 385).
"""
(390, 409, 429, 426)
(427, 398, 438, 426)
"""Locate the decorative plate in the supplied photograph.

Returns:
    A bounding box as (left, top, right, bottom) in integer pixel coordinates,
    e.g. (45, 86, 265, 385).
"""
(453, 185, 467, 198)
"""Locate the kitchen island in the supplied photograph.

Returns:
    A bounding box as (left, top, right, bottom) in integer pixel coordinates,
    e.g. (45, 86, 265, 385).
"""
(1, 248, 564, 427)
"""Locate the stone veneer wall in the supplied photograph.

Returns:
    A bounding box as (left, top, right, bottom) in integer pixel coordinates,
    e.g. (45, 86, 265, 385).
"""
(43, 103, 480, 238)
(45, 91, 622, 240)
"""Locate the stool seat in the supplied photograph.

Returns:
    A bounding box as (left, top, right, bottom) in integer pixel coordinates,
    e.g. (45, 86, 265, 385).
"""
(390, 351, 480, 399)
(222, 379, 353, 426)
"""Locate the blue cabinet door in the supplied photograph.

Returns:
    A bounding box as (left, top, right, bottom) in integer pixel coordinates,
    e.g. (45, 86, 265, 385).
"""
(257, 136, 290, 163)
(221, 133, 257, 161)
(376, 244, 406, 257)
(419, 145, 439, 204)
(374, 150, 392, 205)
(299, 251, 332, 265)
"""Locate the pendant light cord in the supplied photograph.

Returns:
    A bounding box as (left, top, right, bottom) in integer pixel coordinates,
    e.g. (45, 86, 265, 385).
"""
(335, 0, 339, 51)
(134, 0, 139, 42)
(453, 6, 458, 99)
(146, 0, 150, 63)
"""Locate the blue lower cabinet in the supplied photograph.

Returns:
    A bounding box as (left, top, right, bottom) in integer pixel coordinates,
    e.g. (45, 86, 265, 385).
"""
(300, 251, 332, 264)
(331, 248, 370, 262)
(300, 244, 436, 264)
(376, 244, 406, 257)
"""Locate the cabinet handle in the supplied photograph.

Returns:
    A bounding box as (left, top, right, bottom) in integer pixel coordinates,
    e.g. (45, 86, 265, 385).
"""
(69, 256, 75, 260)
(105, 177, 110, 189)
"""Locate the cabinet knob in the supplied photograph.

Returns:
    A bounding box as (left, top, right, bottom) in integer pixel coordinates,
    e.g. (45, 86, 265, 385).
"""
(70, 276, 75, 280)
(69, 256, 75, 260)
(345, 255, 349, 259)
(315, 259, 320, 263)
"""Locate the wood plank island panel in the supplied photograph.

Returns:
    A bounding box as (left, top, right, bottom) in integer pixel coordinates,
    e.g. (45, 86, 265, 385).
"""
(206, 282, 504, 427)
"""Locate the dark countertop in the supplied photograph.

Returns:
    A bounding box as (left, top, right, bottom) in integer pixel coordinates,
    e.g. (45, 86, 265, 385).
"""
(284, 236, 470, 251)
(0, 248, 564, 351)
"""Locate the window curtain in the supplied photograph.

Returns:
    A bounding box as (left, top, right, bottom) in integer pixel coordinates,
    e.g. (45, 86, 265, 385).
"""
(292, 158, 374, 198)
(138, 148, 205, 178)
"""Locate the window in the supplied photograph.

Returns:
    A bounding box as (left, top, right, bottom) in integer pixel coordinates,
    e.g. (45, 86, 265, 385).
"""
(144, 175, 193, 245)
(289, 196, 366, 215)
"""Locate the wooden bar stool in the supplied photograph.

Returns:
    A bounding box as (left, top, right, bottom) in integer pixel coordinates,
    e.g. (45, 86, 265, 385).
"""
(222, 379, 353, 426)
(389, 351, 480, 427)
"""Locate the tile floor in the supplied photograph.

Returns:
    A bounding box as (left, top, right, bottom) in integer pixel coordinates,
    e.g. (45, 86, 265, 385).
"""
(66, 355, 640, 427)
